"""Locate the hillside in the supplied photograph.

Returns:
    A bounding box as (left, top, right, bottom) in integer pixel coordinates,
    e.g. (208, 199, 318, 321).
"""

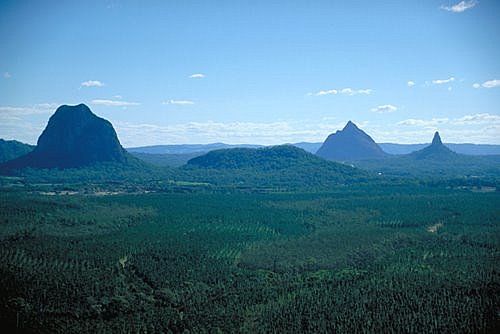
(0, 139, 34, 163)
(185, 145, 368, 189)
(316, 121, 387, 161)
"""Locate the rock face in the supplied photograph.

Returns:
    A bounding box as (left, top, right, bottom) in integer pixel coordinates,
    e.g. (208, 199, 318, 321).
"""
(316, 121, 387, 161)
(412, 131, 456, 160)
(0, 104, 127, 170)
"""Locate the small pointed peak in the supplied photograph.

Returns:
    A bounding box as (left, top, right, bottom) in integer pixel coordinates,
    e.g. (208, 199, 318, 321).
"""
(343, 120, 358, 131)
(431, 131, 442, 146)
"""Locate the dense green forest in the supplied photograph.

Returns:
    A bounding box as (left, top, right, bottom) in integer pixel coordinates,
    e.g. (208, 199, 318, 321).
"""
(1, 185, 499, 333)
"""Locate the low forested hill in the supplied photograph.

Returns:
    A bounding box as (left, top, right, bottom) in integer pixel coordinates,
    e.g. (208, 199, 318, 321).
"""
(185, 145, 369, 189)
(0, 139, 34, 163)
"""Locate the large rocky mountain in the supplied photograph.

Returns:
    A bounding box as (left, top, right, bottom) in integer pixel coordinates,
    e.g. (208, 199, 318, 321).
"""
(316, 121, 387, 161)
(0, 104, 128, 171)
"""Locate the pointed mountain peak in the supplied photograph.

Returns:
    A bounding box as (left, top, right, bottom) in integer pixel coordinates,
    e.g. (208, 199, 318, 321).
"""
(431, 131, 442, 146)
(343, 120, 358, 131)
(317, 121, 386, 161)
(411, 130, 456, 160)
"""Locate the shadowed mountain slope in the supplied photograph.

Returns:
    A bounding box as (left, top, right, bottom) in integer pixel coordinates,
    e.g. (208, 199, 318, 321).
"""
(316, 121, 387, 161)
(0, 104, 129, 172)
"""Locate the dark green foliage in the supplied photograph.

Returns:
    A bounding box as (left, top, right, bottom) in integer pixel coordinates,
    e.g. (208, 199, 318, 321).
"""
(356, 152, 500, 179)
(185, 145, 369, 190)
(187, 145, 318, 170)
(0, 186, 498, 332)
(0, 139, 34, 163)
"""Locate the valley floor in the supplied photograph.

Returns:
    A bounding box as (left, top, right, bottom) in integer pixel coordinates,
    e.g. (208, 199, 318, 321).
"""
(0, 185, 499, 333)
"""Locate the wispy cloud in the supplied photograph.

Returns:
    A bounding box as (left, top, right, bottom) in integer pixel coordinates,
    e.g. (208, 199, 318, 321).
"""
(441, 1, 478, 13)
(481, 79, 500, 88)
(115, 115, 500, 147)
(453, 113, 500, 125)
(398, 114, 500, 127)
(81, 80, 105, 87)
(0, 103, 58, 118)
(115, 119, 350, 147)
(315, 89, 338, 96)
(472, 83, 481, 89)
(371, 104, 398, 113)
(398, 118, 449, 127)
(91, 99, 140, 106)
(311, 87, 372, 96)
(0, 103, 61, 144)
(163, 99, 195, 105)
(189, 73, 205, 79)
(342, 88, 373, 95)
(3, 72, 11, 79)
(407, 81, 415, 87)
(432, 77, 455, 85)
(389, 113, 500, 143)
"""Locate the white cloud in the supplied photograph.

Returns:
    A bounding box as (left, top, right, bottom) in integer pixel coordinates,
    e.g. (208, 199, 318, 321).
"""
(0, 103, 58, 118)
(91, 99, 140, 106)
(189, 73, 205, 79)
(312, 87, 372, 96)
(81, 80, 105, 87)
(432, 77, 455, 85)
(481, 79, 500, 88)
(398, 118, 449, 127)
(114, 116, 500, 147)
(453, 113, 500, 125)
(114, 119, 354, 147)
(340, 88, 373, 95)
(341, 88, 353, 95)
(407, 81, 415, 87)
(472, 83, 481, 89)
(3, 72, 11, 79)
(0, 103, 61, 144)
(164, 99, 195, 105)
(371, 104, 398, 113)
(398, 115, 500, 128)
(441, 1, 478, 13)
(315, 89, 338, 96)
(356, 89, 373, 95)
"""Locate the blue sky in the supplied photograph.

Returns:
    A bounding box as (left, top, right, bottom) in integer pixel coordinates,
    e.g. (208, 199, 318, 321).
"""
(1, 0, 499, 146)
